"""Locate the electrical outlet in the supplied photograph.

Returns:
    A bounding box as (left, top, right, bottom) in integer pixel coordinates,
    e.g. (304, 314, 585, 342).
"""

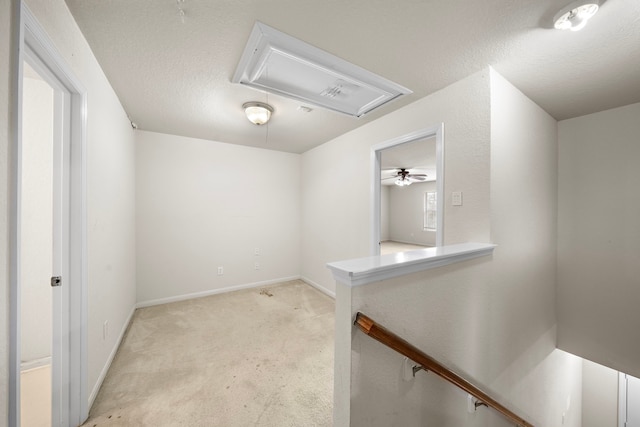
(217, 266, 224, 275)
(254, 247, 260, 256)
(254, 262, 260, 270)
(103, 320, 109, 340)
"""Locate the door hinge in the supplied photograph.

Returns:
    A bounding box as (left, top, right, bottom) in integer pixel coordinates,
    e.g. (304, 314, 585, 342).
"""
(51, 276, 62, 287)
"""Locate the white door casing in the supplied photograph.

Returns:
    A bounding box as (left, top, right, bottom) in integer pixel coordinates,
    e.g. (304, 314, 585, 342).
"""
(370, 124, 445, 255)
(10, 3, 88, 425)
(620, 373, 640, 427)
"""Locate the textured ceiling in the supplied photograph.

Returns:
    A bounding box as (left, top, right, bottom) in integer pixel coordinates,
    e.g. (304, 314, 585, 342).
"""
(64, 0, 640, 154)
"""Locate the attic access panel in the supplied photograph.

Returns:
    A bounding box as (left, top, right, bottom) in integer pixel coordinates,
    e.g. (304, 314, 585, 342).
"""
(232, 22, 412, 118)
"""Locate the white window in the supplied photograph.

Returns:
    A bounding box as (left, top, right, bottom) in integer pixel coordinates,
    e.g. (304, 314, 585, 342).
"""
(424, 192, 437, 230)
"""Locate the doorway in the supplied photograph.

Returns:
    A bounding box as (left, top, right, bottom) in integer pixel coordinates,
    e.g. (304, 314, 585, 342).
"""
(10, 4, 88, 426)
(19, 60, 56, 427)
(371, 125, 444, 255)
(380, 136, 437, 254)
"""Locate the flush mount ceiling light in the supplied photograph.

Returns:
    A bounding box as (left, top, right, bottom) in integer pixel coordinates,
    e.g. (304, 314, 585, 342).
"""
(243, 101, 273, 125)
(553, 0, 600, 31)
(233, 22, 412, 118)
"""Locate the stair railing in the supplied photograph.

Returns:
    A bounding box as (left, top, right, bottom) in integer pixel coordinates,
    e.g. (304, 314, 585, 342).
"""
(354, 312, 535, 427)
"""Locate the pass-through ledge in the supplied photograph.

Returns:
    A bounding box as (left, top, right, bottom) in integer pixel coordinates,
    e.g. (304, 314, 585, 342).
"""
(327, 242, 496, 287)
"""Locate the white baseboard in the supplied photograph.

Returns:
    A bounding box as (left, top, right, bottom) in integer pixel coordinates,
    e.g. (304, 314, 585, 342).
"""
(385, 238, 434, 247)
(301, 276, 335, 299)
(88, 305, 136, 409)
(20, 356, 52, 372)
(135, 276, 302, 309)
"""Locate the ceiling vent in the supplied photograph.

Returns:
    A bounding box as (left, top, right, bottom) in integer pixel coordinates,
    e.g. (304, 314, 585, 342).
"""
(232, 22, 412, 118)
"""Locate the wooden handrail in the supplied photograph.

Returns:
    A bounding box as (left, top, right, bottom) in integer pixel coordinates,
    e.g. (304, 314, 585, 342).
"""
(354, 312, 534, 427)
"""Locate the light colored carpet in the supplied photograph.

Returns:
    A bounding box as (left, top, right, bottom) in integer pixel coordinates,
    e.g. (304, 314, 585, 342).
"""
(380, 241, 429, 255)
(82, 279, 334, 426)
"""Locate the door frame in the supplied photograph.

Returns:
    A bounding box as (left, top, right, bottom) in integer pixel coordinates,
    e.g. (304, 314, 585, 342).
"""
(10, 3, 88, 425)
(619, 372, 626, 427)
(619, 372, 640, 427)
(370, 124, 445, 255)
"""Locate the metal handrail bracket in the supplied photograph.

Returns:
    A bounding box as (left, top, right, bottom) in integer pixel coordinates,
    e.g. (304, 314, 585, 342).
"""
(354, 312, 535, 427)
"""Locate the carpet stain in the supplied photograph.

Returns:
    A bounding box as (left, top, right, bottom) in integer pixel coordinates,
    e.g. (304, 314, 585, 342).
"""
(82, 280, 334, 426)
(259, 288, 274, 297)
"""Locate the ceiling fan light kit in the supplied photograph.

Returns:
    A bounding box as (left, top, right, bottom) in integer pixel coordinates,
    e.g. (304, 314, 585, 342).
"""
(553, 0, 600, 31)
(383, 168, 428, 187)
(243, 101, 273, 125)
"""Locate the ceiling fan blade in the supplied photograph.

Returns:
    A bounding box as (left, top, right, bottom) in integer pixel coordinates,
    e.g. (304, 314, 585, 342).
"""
(407, 175, 428, 182)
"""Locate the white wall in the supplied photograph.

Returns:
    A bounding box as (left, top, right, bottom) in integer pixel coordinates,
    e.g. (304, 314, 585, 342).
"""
(557, 102, 640, 378)
(388, 181, 436, 246)
(20, 75, 54, 363)
(23, 0, 137, 408)
(488, 69, 582, 427)
(135, 131, 301, 304)
(582, 359, 618, 427)
(345, 265, 583, 427)
(301, 69, 492, 295)
(0, 0, 18, 423)
(331, 69, 582, 427)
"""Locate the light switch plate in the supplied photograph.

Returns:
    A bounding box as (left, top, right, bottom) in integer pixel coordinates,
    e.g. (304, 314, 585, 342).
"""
(452, 191, 463, 206)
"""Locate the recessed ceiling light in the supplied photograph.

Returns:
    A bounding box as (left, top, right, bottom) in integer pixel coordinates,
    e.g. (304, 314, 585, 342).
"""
(553, 1, 600, 31)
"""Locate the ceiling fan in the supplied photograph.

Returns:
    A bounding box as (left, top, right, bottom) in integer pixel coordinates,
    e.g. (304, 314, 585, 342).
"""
(382, 168, 428, 186)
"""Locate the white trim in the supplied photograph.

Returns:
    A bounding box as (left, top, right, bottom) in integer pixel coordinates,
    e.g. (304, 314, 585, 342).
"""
(232, 22, 411, 118)
(8, 3, 22, 425)
(301, 276, 336, 299)
(619, 372, 627, 427)
(371, 124, 444, 255)
(328, 242, 496, 287)
(11, 3, 89, 425)
(382, 239, 435, 247)
(135, 276, 302, 308)
(88, 306, 136, 409)
(20, 357, 52, 372)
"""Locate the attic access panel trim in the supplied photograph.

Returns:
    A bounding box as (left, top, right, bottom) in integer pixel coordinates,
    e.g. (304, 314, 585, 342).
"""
(232, 22, 412, 118)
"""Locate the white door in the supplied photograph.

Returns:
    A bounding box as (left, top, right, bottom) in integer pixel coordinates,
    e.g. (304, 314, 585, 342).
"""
(20, 57, 65, 427)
